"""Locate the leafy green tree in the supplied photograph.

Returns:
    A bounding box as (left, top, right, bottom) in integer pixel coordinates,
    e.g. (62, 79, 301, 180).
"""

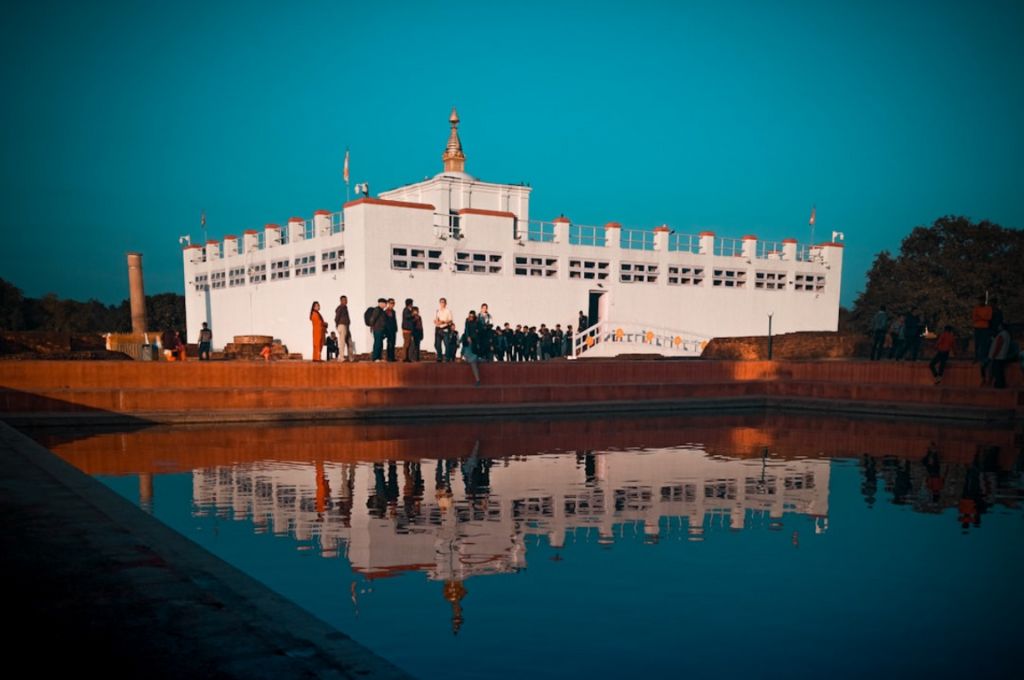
(851, 216, 1024, 333)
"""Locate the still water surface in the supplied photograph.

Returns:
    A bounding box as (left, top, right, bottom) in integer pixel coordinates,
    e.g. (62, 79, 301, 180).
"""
(32, 413, 1023, 678)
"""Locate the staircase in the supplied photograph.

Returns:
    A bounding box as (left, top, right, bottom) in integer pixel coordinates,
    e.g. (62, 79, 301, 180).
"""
(572, 321, 711, 358)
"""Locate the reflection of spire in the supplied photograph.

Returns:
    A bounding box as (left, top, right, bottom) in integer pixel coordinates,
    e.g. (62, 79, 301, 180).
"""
(442, 107, 466, 173)
(443, 579, 467, 635)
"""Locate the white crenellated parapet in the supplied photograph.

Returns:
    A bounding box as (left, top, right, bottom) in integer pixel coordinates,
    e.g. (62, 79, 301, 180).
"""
(741, 235, 757, 259)
(183, 244, 204, 265)
(264, 223, 282, 248)
(699, 230, 715, 255)
(314, 210, 332, 237)
(242, 229, 260, 253)
(653, 224, 670, 251)
(205, 240, 221, 259)
(288, 217, 305, 242)
(223, 235, 239, 257)
(553, 215, 570, 243)
(818, 241, 844, 269)
(782, 238, 797, 261)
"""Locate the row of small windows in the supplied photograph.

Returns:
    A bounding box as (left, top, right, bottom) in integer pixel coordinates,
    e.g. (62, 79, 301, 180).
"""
(270, 259, 290, 281)
(515, 255, 558, 277)
(392, 245, 444, 271)
(455, 249, 503, 275)
(620, 262, 659, 284)
(294, 253, 316, 278)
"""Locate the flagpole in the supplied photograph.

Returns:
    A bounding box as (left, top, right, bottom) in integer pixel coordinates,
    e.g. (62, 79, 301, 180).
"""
(344, 147, 350, 203)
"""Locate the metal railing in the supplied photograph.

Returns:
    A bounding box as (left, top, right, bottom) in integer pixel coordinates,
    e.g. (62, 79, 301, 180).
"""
(527, 220, 556, 243)
(572, 320, 710, 358)
(569, 223, 606, 247)
(713, 237, 743, 258)
(756, 240, 786, 260)
(620, 228, 655, 251)
(668, 232, 700, 253)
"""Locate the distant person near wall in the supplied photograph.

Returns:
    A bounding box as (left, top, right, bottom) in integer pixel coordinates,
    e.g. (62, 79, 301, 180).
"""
(972, 296, 993, 375)
(198, 322, 213, 361)
(335, 295, 356, 361)
(929, 325, 956, 384)
(869, 306, 888, 360)
(310, 301, 326, 362)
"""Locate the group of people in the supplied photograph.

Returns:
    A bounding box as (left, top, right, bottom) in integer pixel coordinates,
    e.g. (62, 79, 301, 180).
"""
(309, 296, 588, 382)
(159, 322, 213, 361)
(866, 297, 1017, 388)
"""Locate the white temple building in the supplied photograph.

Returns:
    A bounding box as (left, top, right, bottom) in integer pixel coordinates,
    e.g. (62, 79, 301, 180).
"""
(182, 109, 843, 358)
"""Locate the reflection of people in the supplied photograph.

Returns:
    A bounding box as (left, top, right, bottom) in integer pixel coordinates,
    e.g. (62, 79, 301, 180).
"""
(959, 454, 986, 530)
(922, 444, 944, 502)
(310, 301, 326, 361)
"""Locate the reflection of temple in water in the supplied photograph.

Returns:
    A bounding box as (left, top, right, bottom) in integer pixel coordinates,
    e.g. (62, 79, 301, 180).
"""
(191, 447, 831, 581)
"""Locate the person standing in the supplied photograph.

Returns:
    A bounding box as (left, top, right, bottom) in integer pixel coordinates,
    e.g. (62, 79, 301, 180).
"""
(369, 298, 387, 362)
(898, 309, 923, 361)
(971, 296, 993, 371)
(160, 329, 177, 361)
(326, 332, 339, 361)
(434, 297, 453, 362)
(384, 298, 398, 362)
(478, 303, 492, 327)
(869, 305, 888, 361)
(198, 322, 213, 360)
(887, 314, 904, 360)
(460, 311, 482, 385)
(578, 310, 589, 331)
(410, 306, 424, 362)
(987, 321, 1012, 389)
(310, 301, 327, 361)
(401, 298, 415, 362)
(335, 295, 356, 361)
(929, 325, 956, 384)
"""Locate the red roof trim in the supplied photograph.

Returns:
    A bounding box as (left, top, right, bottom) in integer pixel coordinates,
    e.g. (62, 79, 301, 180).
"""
(699, 230, 715, 236)
(604, 221, 622, 229)
(183, 245, 203, 250)
(288, 216, 304, 223)
(313, 210, 331, 216)
(742, 234, 757, 240)
(224, 234, 237, 240)
(653, 226, 670, 233)
(817, 242, 845, 248)
(265, 223, 281, 230)
(343, 197, 435, 211)
(782, 238, 798, 243)
(458, 207, 516, 218)
(206, 240, 219, 245)
(243, 229, 259, 235)
(553, 216, 570, 223)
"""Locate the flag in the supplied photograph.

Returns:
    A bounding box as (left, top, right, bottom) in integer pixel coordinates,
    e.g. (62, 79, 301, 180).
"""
(809, 206, 816, 226)
(201, 211, 206, 227)
(343, 148, 350, 184)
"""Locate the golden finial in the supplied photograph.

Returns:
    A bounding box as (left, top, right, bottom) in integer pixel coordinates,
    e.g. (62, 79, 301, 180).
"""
(442, 107, 466, 173)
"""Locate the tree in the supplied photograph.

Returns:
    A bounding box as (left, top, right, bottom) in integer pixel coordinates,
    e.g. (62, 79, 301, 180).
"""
(0, 278, 26, 330)
(851, 216, 1024, 333)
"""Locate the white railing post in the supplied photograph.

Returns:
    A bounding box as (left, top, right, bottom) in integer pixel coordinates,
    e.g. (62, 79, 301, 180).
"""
(314, 210, 332, 237)
(288, 217, 305, 243)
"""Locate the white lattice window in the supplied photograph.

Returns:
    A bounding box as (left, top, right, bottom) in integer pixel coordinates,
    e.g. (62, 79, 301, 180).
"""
(248, 262, 267, 284)
(754, 271, 786, 290)
(455, 249, 503, 274)
(391, 245, 443, 271)
(620, 261, 659, 283)
(568, 258, 610, 280)
(794, 273, 826, 291)
(270, 259, 290, 281)
(294, 253, 317, 278)
(321, 248, 345, 272)
(229, 267, 246, 287)
(210, 271, 226, 289)
(712, 268, 746, 288)
(194, 273, 209, 292)
(667, 265, 704, 286)
(514, 255, 558, 277)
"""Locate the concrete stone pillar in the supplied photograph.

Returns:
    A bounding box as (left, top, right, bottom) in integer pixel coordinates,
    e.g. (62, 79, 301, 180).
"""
(264, 223, 282, 248)
(288, 217, 305, 242)
(126, 252, 147, 334)
(699, 230, 715, 255)
(742, 235, 757, 260)
(314, 210, 332, 237)
(223, 235, 239, 256)
(553, 215, 569, 243)
(243, 229, 260, 253)
(653, 225, 670, 251)
(605, 221, 621, 249)
(782, 238, 797, 261)
(205, 240, 221, 259)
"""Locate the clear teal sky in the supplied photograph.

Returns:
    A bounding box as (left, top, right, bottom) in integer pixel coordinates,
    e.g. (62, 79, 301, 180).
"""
(2, 0, 1022, 306)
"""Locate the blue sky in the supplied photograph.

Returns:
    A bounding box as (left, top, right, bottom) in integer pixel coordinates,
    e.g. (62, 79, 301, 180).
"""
(2, 0, 1022, 307)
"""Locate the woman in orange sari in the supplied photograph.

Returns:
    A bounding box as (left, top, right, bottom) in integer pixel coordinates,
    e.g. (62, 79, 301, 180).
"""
(310, 301, 327, 361)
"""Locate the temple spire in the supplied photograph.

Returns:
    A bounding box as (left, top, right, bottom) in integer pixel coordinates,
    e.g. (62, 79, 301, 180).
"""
(441, 107, 466, 173)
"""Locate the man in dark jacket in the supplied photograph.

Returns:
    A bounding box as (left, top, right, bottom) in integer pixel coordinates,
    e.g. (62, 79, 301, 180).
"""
(384, 298, 399, 362)
(334, 295, 355, 361)
(401, 298, 415, 362)
(369, 298, 387, 361)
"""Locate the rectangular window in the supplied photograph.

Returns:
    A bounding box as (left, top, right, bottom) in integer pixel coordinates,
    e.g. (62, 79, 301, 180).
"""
(712, 268, 746, 288)
(568, 258, 610, 280)
(620, 261, 659, 283)
(229, 267, 246, 287)
(455, 249, 503, 274)
(270, 259, 290, 281)
(294, 253, 317, 278)
(794, 273, 826, 291)
(321, 248, 345, 272)
(248, 262, 267, 284)
(194, 273, 209, 292)
(391, 245, 443, 271)
(667, 265, 705, 286)
(210, 271, 226, 289)
(754, 271, 786, 290)
(514, 255, 558, 277)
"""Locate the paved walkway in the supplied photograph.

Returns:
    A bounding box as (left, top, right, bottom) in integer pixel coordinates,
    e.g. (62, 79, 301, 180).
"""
(0, 421, 409, 679)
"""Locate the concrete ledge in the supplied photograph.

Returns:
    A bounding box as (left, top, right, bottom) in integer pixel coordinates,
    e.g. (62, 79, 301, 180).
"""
(0, 422, 410, 678)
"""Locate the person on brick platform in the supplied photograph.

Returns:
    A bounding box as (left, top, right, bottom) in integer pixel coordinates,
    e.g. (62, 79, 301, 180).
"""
(434, 297, 453, 362)
(409, 306, 424, 362)
(869, 305, 888, 361)
(334, 295, 356, 361)
(929, 325, 956, 384)
(401, 298, 415, 362)
(987, 321, 1012, 389)
(384, 298, 398, 362)
(971, 295, 993, 374)
(198, 322, 213, 360)
(326, 331, 339, 361)
(309, 301, 326, 361)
